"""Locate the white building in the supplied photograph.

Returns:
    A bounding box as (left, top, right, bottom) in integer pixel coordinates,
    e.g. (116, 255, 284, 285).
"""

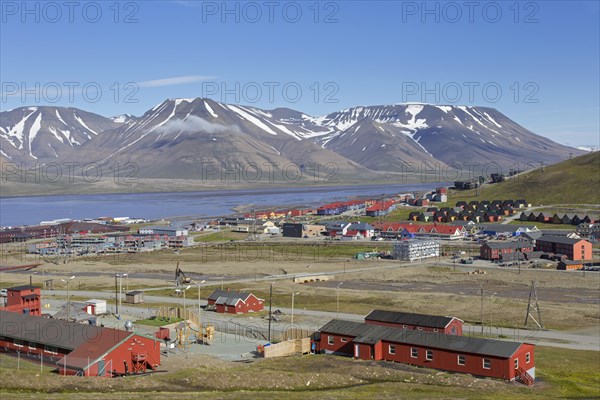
(138, 226, 189, 236)
(392, 240, 440, 262)
(84, 299, 107, 315)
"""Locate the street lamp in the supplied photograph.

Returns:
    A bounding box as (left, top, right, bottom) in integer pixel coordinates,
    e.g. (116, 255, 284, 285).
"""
(176, 285, 192, 319)
(336, 282, 344, 318)
(115, 273, 127, 316)
(291, 291, 300, 326)
(60, 276, 75, 319)
(192, 280, 206, 344)
(489, 292, 498, 337)
(29, 271, 38, 286)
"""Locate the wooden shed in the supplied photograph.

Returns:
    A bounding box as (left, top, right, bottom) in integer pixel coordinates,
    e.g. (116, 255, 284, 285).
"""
(125, 291, 144, 304)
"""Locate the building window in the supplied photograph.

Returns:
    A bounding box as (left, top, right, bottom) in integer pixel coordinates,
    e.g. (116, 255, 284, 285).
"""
(341, 338, 347, 343)
(426, 350, 433, 361)
(526, 352, 530, 363)
(458, 355, 465, 365)
(389, 345, 396, 355)
(483, 358, 491, 369)
(411, 348, 418, 358)
(328, 336, 334, 345)
(514, 358, 519, 369)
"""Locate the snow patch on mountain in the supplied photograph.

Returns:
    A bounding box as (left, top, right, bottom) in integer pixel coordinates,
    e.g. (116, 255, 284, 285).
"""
(204, 101, 218, 118)
(226, 105, 278, 135)
(483, 112, 502, 128)
(4, 108, 37, 149)
(27, 113, 43, 159)
(74, 113, 99, 135)
(55, 110, 68, 126)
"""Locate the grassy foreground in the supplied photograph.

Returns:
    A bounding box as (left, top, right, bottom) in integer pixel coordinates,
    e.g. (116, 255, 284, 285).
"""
(0, 346, 597, 399)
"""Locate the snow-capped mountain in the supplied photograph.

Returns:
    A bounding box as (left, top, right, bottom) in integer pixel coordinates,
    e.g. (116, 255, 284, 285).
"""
(0, 99, 583, 180)
(69, 98, 371, 179)
(0, 106, 121, 162)
(304, 104, 581, 169)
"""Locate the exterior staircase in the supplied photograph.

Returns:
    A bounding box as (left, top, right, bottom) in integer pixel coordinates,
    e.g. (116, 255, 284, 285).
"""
(515, 366, 534, 386)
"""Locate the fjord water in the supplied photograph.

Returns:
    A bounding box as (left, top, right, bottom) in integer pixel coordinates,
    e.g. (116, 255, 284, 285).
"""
(0, 183, 447, 227)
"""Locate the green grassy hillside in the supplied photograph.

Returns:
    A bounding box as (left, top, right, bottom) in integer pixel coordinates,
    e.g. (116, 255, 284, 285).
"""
(449, 152, 600, 206)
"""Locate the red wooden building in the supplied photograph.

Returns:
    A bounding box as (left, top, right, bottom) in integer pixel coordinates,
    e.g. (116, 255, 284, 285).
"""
(0, 285, 42, 316)
(314, 319, 534, 385)
(479, 242, 534, 261)
(0, 311, 160, 376)
(207, 289, 264, 314)
(365, 310, 463, 335)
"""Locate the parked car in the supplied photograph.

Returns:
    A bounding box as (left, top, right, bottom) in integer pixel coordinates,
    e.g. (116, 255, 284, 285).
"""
(0, 289, 7, 297)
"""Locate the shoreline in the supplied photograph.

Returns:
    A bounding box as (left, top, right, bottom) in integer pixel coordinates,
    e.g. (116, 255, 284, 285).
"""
(1, 182, 447, 227)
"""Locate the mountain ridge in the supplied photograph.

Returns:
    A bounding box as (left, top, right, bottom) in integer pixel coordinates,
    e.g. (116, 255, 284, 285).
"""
(0, 99, 584, 180)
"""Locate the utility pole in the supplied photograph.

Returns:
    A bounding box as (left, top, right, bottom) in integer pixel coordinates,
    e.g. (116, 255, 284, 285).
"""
(115, 273, 127, 316)
(267, 283, 273, 342)
(336, 282, 344, 318)
(291, 291, 300, 326)
(115, 275, 118, 315)
(480, 285, 484, 335)
(525, 281, 543, 328)
(61, 276, 75, 320)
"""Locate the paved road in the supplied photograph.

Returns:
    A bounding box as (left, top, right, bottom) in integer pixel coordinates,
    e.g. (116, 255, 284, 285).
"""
(44, 289, 600, 351)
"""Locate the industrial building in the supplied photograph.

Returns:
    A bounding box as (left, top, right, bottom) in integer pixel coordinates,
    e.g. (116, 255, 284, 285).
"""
(479, 241, 534, 261)
(534, 236, 592, 261)
(365, 310, 463, 335)
(282, 223, 327, 238)
(207, 289, 264, 314)
(392, 240, 439, 261)
(138, 226, 189, 237)
(0, 311, 160, 376)
(0, 285, 41, 316)
(313, 319, 534, 385)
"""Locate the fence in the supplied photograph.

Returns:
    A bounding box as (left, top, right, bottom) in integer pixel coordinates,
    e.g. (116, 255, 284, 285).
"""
(140, 306, 314, 343)
(263, 338, 311, 358)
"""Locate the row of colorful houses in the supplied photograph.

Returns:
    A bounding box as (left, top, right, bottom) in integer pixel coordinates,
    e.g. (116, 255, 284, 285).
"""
(373, 222, 466, 241)
(455, 200, 529, 210)
(519, 212, 597, 225)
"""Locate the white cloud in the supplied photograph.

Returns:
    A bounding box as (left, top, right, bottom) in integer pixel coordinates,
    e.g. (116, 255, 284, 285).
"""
(156, 115, 240, 135)
(137, 75, 214, 88)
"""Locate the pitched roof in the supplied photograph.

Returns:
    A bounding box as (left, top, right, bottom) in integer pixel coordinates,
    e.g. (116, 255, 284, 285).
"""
(478, 224, 521, 233)
(521, 231, 543, 240)
(365, 309, 455, 329)
(319, 320, 525, 358)
(536, 236, 583, 245)
(207, 289, 251, 302)
(0, 311, 130, 352)
(215, 296, 242, 306)
(483, 241, 533, 249)
(348, 222, 374, 231)
(7, 285, 40, 292)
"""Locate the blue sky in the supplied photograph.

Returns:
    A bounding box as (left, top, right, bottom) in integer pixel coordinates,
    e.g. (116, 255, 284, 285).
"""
(1, 0, 598, 147)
